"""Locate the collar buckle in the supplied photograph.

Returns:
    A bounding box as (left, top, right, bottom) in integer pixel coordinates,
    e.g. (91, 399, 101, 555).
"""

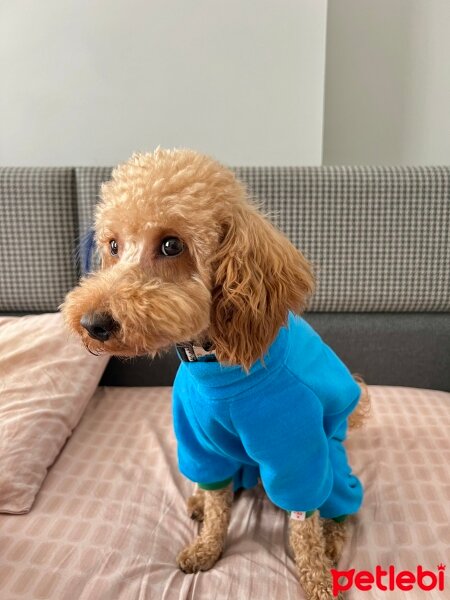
(176, 341, 217, 363)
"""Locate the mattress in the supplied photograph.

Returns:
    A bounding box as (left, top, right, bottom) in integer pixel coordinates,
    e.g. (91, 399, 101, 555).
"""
(0, 385, 449, 599)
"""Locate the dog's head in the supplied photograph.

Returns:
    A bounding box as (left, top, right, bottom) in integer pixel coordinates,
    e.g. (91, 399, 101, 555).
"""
(62, 149, 315, 369)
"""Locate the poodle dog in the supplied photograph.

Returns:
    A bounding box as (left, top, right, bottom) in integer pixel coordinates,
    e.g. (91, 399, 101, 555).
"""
(63, 149, 369, 600)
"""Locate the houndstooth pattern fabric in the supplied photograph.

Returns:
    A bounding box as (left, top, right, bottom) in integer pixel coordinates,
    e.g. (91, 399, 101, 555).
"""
(76, 165, 450, 313)
(0, 168, 78, 312)
(235, 166, 450, 312)
(75, 167, 113, 237)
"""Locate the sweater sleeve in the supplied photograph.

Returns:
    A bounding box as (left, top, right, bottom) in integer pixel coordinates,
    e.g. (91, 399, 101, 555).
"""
(231, 375, 333, 512)
(172, 382, 239, 486)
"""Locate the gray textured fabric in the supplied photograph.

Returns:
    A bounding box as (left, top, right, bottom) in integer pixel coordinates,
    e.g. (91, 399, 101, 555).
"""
(234, 166, 450, 312)
(99, 313, 450, 391)
(75, 165, 450, 312)
(0, 168, 78, 312)
(75, 167, 112, 237)
(2, 165, 449, 313)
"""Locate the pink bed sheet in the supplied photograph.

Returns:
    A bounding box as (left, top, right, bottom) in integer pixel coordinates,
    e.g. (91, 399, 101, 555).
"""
(0, 385, 449, 599)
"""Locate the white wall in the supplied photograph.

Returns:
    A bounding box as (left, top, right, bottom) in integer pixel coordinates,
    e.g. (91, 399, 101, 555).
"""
(0, 0, 328, 167)
(323, 0, 450, 165)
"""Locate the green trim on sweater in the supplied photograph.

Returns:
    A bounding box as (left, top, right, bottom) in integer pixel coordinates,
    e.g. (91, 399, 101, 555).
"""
(198, 477, 233, 491)
(332, 514, 347, 523)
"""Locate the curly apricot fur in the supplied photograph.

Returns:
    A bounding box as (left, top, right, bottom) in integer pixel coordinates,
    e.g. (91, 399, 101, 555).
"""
(61, 148, 367, 600)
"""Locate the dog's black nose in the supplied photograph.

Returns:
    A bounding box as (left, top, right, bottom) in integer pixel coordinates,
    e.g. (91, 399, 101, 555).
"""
(80, 312, 118, 342)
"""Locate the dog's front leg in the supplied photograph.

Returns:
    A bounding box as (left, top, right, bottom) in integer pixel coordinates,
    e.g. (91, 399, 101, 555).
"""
(289, 512, 341, 600)
(177, 483, 233, 573)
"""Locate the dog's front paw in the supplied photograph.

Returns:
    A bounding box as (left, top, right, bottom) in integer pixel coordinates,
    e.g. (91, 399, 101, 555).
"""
(177, 540, 222, 573)
(300, 573, 342, 600)
(322, 518, 347, 565)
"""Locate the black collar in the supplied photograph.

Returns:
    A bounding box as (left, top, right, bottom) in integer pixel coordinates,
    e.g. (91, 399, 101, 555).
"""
(176, 341, 217, 363)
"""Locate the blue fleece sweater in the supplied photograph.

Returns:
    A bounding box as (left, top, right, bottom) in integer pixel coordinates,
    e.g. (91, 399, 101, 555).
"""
(172, 313, 363, 518)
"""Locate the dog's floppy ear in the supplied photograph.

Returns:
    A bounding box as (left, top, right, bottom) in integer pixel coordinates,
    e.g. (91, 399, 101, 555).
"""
(210, 204, 315, 370)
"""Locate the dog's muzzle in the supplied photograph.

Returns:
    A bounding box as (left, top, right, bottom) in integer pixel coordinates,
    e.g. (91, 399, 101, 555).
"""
(80, 312, 119, 342)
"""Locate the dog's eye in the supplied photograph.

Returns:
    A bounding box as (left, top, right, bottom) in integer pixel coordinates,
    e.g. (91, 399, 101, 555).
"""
(160, 237, 184, 257)
(109, 240, 119, 256)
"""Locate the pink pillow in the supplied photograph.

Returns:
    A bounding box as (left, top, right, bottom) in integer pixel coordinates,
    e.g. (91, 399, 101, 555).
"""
(0, 312, 109, 514)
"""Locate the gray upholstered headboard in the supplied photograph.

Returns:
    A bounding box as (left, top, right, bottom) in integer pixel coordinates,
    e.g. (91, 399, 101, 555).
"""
(1, 166, 449, 390)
